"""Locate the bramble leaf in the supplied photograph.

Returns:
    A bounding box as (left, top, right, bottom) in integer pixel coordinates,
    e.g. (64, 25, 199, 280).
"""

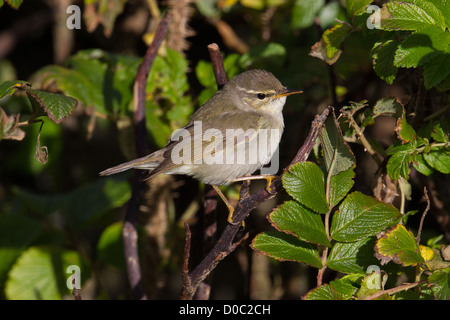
(328, 237, 379, 274)
(330, 191, 401, 242)
(251, 231, 322, 268)
(268, 201, 331, 247)
(375, 224, 424, 266)
(282, 162, 329, 214)
(26, 90, 78, 124)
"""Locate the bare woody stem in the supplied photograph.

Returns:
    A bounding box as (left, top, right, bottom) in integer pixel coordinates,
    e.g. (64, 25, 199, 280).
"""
(123, 12, 171, 300)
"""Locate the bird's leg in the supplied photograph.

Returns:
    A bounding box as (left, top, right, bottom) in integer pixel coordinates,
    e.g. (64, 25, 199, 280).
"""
(212, 185, 240, 225)
(231, 174, 278, 193)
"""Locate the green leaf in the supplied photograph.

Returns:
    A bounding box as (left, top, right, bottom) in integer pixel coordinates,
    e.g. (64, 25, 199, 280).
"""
(428, 268, 450, 300)
(4, 0, 23, 9)
(5, 246, 85, 300)
(0, 80, 30, 98)
(330, 191, 401, 242)
(430, 117, 449, 143)
(375, 224, 424, 266)
(291, 0, 325, 29)
(26, 89, 78, 123)
(305, 284, 342, 300)
(379, 1, 442, 31)
(394, 26, 449, 68)
(268, 201, 331, 247)
(371, 39, 400, 85)
(406, 0, 446, 30)
(97, 222, 126, 269)
(412, 154, 434, 176)
(239, 42, 286, 68)
(328, 167, 355, 208)
(423, 147, 450, 174)
(319, 111, 356, 177)
(386, 142, 417, 180)
(329, 274, 362, 300)
(14, 178, 131, 229)
(328, 237, 379, 274)
(356, 272, 390, 300)
(31, 65, 105, 112)
(251, 231, 322, 268)
(372, 97, 404, 119)
(0, 212, 42, 288)
(428, 0, 450, 28)
(423, 50, 450, 89)
(345, 0, 373, 19)
(309, 23, 352, 65)
(395, 114, 416, 143)
(282, 162, 329, 214)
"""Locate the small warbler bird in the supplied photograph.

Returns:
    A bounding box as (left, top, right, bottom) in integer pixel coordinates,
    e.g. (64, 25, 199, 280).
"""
(100, 69, 302, 222)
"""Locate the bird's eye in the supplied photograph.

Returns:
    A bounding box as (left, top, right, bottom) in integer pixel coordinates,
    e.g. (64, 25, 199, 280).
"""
(257, 93, 266, 100)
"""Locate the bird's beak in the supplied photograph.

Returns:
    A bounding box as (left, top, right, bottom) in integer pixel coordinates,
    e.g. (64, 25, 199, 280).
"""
(273, 88, 303, 99)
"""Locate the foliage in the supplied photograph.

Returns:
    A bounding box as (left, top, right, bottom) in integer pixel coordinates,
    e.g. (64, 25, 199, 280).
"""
(0, 0, 448, 300)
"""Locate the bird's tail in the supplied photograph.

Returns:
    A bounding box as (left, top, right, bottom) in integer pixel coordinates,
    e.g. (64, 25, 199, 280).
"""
(99, 150, 164, 176)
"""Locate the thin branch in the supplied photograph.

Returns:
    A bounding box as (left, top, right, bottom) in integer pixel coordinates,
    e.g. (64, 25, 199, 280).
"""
(180, 106, 331, 299)
(123, 12, 171, 300)
(416, 187, 430, 245)
(207, 43, 228, 90)
(363, 281, 427, 300)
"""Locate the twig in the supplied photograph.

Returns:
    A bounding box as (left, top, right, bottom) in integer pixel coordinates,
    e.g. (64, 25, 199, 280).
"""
(416, 187, 430, 245)
(363, 280, 426, 300)
(122, 12, 171, 300)
(72, 277, 82, 300)
(207, 43, 228, 90)
(180, 106, 331, 299)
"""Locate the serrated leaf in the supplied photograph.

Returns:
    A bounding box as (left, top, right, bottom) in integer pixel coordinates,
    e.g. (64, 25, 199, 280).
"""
(375, 224, 424, 266)
(328, 167, 355, 208)
(428, 268, 450, 300)
(328, 237, 379, 274)
(0, 80, 30, 98)
(269, 201, 331, 247)
(372, 97, 404, 119)
(345, 0, 373, 19)
(319, 111, 355, 177)
(379, 2, 440, 31)
(371, 39, 400, 85)
(406, 0, 446, 30)
(251, 231, 322, 268)
(5, 246, 84, 300)
(309, 23, 352, 65)
(356, 272, 390, 300)
(305, 284, 341, 300)
(282, 162, 329, 213)
(412, 154, 434, 176)
(395, 113, 416, 143)
(428, 0, 450, 28)
(430, 117, 449, 143)
(330, 191, 401, 242)
(394, 26, 449, 68)
(423, 147, 450, 174)
(329, 274, 362, 300)
(26, 90, 78, 123)
(386, 142, 417, 180)
(423, 50, 450, 89)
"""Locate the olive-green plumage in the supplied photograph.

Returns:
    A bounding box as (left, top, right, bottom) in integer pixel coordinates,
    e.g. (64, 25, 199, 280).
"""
(100, 69, 302, 185)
